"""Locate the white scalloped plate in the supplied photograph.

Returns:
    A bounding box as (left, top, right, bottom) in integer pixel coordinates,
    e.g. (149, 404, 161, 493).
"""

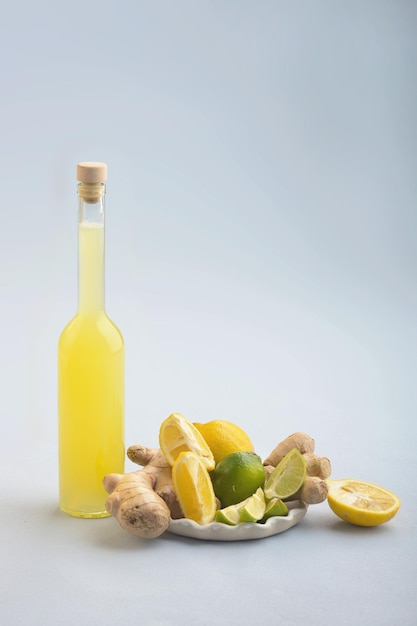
(167, 503, 307, 541)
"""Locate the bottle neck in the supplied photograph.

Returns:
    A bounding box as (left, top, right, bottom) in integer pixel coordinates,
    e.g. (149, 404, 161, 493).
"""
(77, 183, 106, 315)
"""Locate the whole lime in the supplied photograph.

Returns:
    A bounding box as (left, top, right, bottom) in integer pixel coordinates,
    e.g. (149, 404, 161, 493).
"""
(210, 451, 266, 507)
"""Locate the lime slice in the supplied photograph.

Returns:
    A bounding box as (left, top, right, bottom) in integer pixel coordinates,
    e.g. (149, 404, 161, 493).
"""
(326, 479, 401, 527)
(239, 488, 266, 522)
(264, 448, 306, 500)
(261, 497, 288, 522)
(215, 506, 242, 525)
(215, 488, 266, 525)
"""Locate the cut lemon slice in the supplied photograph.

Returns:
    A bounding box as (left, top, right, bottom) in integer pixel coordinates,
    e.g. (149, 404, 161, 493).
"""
(326, 479, 401, 527)
(264, 448, 306, 500)
(159, 412, 215, 470)
(172, 451, 217, 525)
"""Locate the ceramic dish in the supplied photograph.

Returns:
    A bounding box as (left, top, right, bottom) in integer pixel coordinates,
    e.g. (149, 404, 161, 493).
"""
(167, 502, 307, 541)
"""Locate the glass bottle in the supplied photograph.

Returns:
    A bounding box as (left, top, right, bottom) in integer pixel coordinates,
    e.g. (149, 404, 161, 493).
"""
(58, 162, 124, 518)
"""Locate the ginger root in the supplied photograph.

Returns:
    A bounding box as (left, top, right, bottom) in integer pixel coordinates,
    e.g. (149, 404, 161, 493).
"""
(103, 446, 182, 539)
(303, 453, 331, 479)
(298, 476, 329, 505)
(127, 445, 183, 520)
(263, 432, 315, 466)
(264, 432, 331, 505)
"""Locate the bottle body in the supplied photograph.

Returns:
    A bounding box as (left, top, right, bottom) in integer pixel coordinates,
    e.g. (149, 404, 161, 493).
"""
(58, 165, 124, 518)
(58, 312, 124, 517)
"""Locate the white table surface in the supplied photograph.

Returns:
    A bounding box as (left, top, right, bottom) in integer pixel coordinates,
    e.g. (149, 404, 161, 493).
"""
(1, 2, 416, 624)
(2, 435, 415, 626)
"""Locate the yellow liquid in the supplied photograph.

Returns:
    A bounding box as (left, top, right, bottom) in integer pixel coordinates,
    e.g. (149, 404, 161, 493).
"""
(58, 223, 124, 517)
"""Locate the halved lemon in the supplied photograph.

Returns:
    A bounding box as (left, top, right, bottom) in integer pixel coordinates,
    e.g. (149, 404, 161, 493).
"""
(326, 479, 401, 527)
(159, 412, 215, 470)
(172, 451, 217, 525)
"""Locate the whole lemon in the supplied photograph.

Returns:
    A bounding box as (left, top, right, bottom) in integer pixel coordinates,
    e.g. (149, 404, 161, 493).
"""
(193, 420, 255, 465)
(210, 451, 266, 507)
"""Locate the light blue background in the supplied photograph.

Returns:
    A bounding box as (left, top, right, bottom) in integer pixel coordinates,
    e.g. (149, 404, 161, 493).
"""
(1, 1, 416, 624)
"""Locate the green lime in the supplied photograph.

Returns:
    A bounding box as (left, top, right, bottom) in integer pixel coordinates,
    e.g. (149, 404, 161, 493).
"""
(239, 488, 266, 522)
(261, 497, 288, 522)
(214, 488, 266, 525)
(214, 505, 242, 525)
(211, 451, 266, 507)
(264, 448, 306, 500)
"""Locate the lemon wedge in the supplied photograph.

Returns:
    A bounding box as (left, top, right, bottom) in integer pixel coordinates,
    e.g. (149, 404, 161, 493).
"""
(172, 451, 217, 525)
(159, 412, 215, 470)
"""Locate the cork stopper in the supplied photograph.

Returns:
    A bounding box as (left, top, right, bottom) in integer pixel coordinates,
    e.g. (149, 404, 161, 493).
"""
(77, 162, 107, 183)
(77, 162, 107, 202)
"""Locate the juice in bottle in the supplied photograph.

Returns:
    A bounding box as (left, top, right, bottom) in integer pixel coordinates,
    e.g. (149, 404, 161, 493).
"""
(58, 162, 124, 518)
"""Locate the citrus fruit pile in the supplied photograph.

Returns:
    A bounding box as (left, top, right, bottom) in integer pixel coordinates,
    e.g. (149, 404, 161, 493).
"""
(159, 413, 305, 526)
(158, 412, 401, 529)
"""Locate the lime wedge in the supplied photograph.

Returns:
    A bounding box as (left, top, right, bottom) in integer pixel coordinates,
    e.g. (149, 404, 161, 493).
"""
(215, 504, 242, 525)
(264, 448, 306, 500)
(215, 488, 266, 525)
(239, 488, 266, 522)
(261, 497, 288, 522)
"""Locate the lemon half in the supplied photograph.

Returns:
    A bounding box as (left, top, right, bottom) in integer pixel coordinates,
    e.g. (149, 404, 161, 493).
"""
(326, 479, 401, 527)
